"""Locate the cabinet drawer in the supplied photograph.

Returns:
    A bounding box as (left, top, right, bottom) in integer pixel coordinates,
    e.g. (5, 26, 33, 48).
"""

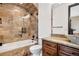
(59, 45, 79, 56)
(43, 40, 57, 48)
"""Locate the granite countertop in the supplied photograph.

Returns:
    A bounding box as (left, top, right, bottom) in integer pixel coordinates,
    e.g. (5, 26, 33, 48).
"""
(43, 36, 79, 49)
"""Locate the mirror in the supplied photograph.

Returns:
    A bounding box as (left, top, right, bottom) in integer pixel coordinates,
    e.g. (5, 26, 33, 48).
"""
(68, 3, 79, 34)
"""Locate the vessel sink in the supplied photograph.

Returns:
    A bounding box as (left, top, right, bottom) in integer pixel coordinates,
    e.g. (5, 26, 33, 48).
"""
(67, 35, 79, 45)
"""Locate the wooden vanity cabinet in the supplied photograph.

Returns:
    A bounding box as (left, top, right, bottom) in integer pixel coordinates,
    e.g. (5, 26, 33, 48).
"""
(42, 40, 58, 56)
(42, 40, 79, 56)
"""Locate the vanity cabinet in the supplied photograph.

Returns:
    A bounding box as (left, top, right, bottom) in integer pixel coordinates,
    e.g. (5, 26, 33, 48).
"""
(42, 40, 79, 56)
(42, 40, 58, 56)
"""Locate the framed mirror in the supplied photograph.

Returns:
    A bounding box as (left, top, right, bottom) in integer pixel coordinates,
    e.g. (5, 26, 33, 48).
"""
(68, 3, 79, 34)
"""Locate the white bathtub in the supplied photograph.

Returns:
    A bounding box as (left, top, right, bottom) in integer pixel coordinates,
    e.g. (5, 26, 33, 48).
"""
(0, 40, 37, 53)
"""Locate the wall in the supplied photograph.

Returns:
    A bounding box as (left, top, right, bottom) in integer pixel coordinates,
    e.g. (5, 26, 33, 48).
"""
(38, 3, 51, 44)
(0, 4, 38, 43)
(52, 3, 71, 35)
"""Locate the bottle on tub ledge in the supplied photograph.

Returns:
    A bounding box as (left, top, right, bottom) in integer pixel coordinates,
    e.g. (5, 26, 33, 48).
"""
(31, 35, 38, 44)
(32, 35, 35, 42)
(0, 43, 2, 46)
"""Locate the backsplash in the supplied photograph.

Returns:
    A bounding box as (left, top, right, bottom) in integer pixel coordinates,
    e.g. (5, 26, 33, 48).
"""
(0, 3, 38, 43)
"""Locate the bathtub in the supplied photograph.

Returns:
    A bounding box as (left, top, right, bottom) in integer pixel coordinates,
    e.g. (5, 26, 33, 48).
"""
(0, 40, 37, 53)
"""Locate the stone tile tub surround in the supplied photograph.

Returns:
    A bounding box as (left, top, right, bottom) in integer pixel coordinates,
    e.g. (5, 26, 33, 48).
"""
(0, 3, 38, 43)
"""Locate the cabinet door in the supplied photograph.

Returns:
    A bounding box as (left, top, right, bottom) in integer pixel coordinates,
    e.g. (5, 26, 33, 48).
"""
(42, 40, 58, 56)
(59, 44, 79, 56)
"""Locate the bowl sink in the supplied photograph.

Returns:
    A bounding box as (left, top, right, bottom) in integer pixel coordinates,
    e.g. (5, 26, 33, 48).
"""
(68, 35, 79, 45)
